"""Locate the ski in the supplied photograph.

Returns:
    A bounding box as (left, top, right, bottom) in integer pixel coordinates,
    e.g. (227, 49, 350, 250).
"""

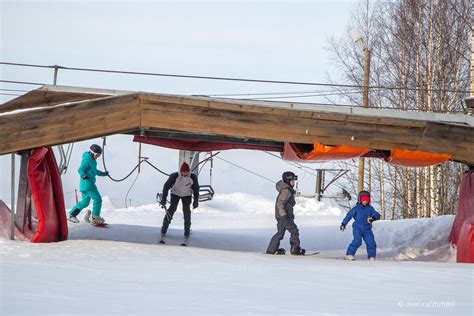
(305, 251, 320, 256)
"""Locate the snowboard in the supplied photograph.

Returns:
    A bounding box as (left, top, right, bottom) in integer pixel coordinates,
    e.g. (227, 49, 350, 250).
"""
(263, 251, 320, 256)
(159, 238, 188, 246)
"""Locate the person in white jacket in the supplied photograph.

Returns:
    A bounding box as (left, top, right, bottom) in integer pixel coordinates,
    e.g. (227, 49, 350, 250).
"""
(159, 162, 199, 243)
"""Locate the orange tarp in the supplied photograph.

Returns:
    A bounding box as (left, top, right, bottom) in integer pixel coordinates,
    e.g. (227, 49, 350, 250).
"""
(386, 148, 451, 167)
(282, 142, 370, 162)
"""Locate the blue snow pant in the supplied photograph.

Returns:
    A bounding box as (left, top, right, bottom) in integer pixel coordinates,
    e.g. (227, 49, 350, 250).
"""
(266, 216, 300, 254)
(70, 189, 103, 217)
(346, 226, 377, 258)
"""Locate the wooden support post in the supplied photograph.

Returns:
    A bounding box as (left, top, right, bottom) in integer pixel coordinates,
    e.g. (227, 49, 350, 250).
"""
(15, 152, 31, 233)
(10, 154, 15, 240)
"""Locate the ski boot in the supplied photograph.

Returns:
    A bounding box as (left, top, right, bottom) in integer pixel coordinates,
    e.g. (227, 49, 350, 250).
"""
(83, 209, 91, 223)
(291, 245, 306, 256)
(159, 232, 166, 244)
(344, 255, 355, 261)
(275, 248, 286, 255)
(91, 215, 105, 226)
(68, 215, 80, 223)
(67, 209, 80, 223)
(181, 236, 189, 247)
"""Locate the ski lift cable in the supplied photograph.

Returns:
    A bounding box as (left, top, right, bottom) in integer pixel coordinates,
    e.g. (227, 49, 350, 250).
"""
(214, 156, 275, 184)
(263, 151, 318, 177)
(322, 170, 349, 192)
(101, 138, 219, 181)
(0, 88, 29, 92)
(208, 88, 358, 97)
(124, 172, 140, 208)
(0, 79, 46, 86)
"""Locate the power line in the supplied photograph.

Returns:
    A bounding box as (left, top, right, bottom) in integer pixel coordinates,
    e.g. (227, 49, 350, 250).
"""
(0, 61, 469, 94)
(0, 79, 46, 86)
(214, 156, 275, 183)
(0, 88, 29, 92)
(0, 92, 22, 96)
(263, 151, 318, 177)
(208, 88, 354, 97)
(243, 90, 362, 100)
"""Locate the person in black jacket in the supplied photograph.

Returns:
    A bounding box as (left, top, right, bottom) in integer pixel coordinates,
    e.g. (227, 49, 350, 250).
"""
(266, 171, 305, 255)
(159, 162, 199, 243)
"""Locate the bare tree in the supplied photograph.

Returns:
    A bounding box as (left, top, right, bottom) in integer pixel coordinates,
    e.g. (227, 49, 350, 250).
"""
(326, 0, 471, 218)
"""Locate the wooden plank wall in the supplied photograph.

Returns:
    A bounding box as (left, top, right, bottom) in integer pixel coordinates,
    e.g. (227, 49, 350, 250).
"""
(140, 94, 474, 164)
(0, 94, 140, 154)
(0, 90, 109, 113)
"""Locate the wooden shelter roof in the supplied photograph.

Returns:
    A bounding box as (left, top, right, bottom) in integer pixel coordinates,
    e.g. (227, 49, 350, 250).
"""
(1, 85, 473, 165)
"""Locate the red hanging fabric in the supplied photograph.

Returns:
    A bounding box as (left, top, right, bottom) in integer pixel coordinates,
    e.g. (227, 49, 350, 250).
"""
(28, 147, 68, 243)
(449, 171, 474, 263)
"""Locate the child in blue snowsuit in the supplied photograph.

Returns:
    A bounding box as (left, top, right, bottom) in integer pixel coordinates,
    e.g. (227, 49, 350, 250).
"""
(340, 190, 380, 260)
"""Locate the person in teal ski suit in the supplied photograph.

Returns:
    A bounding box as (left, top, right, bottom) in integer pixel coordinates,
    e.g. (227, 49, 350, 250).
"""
(68, 144, 109, 224)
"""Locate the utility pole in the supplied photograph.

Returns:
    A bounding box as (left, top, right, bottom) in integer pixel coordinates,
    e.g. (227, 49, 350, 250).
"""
(358, 47, 371, 193)
(315, 169, 323, 201)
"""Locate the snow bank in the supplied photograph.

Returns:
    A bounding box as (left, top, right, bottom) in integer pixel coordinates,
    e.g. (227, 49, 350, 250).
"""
(375, 215, 455, 262)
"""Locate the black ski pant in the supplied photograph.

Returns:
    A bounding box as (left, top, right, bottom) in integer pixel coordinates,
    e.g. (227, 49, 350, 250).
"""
(161, 194, 192, 237)
(266, 216, 300, 254)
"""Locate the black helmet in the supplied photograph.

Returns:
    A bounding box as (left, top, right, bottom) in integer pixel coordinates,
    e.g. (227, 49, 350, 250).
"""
(358, 190, 370, 203)
(282, 171, 298, 184)
(90, 144, 103, 155)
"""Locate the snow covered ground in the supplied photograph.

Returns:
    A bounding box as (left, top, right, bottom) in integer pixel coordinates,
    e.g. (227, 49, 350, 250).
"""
(1, 193, 472, 315)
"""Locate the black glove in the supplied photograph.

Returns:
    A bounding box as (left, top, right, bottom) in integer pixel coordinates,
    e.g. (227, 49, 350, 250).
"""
(102, 171, 109, 176)
(340, 224, 346, 231)
(368, 216, 375, 223)
(81, 175, 89, 180)
(160, 200, 166, 208)
(193, 200, 199, 209)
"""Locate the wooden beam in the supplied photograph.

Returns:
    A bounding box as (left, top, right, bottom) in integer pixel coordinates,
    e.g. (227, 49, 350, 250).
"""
(0, 90, 107, 113)
(0, 89, 473, 165)
(140, 93, 430, 128)
(0, 94, 141, 154)
(140, 96, 474, 164)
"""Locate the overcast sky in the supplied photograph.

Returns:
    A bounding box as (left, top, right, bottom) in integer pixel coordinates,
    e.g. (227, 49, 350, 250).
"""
(1, 0, 355, 207)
